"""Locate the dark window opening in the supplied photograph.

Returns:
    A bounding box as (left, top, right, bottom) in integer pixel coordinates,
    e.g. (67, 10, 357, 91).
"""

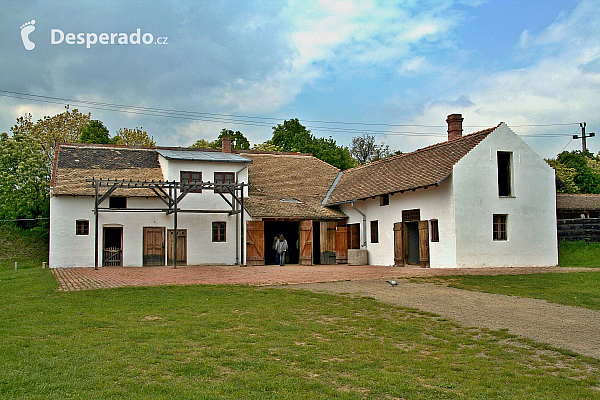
(370, 220, 379, 243)
(498, 152, 512, 197)
(430, 219, 439, 242)
(109, 197, 126, 209)
(214, 172, 235, 193)
(181, 171, 202, 193)
(493, 214, 507, 241)
(212, 221, 226, 242)
(76, 220, 89, 235)
(380, 194, 390, 206)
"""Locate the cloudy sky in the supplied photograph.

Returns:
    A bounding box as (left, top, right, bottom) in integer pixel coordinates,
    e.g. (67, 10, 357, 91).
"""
(1, 0, 599, 158)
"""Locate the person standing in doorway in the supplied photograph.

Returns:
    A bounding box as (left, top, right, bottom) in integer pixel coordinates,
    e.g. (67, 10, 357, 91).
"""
(275, 234, 288, 266)
(273, 234, 281, 265)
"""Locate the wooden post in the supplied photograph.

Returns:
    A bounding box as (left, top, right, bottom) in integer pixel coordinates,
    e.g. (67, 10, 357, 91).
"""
(94, 180, 99, 270)
(240, 184, 245, 266)
(173, 181, 178, 269)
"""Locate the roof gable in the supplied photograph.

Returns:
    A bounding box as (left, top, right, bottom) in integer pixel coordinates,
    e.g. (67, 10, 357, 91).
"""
(324, 125, 499, 205)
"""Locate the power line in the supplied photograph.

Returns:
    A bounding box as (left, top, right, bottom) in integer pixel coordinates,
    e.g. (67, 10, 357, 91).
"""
(0, 89, 583, 138)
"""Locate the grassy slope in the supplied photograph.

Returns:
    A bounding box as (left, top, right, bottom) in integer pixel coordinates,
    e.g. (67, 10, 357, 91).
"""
(0, 268, 598, 399)
(559, 240, 600, 267)
(0, 226, 48, 269)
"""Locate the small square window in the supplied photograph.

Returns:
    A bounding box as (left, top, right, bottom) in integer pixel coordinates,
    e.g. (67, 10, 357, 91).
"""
(212, 222, 226, 242)
(380, 194, 389, 206)
(76, 220, 89, 236)
(493, 214, 507, 241)
(109, 197, 126, 209)
(181, 171, 202, 193)
(370, 220, 379, 243)
(214, 172, 235, 194)
(430, 219, 439, 242)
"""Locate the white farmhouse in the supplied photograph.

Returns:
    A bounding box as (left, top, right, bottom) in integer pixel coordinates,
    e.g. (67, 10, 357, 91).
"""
(323, 114, 558, 268)
(49, 114, 558, 268)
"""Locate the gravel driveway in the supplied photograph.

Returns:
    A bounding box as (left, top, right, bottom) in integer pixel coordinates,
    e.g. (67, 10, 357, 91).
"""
(289, 279, 600, 359)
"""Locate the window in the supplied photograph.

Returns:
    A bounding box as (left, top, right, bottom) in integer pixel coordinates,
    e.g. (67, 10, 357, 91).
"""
(181, 171, 202, 193)
(212, 222, 226, 242)
(76, 220, 89, 235)
(430, 219, 439, 242)
(214, 172, 235, 193)
(497, 152, 512, 197)
(493, 214, 508, 241)
(370, 220, 379, 243)
(109, 196, 126, 209)
(380, 194, 390, 206)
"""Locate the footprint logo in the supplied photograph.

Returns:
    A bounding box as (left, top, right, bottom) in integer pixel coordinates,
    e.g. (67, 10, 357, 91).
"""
(20, 20, 36, 50)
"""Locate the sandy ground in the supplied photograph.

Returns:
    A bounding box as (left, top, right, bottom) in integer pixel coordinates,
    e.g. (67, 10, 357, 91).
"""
(288, 279, 600, 359)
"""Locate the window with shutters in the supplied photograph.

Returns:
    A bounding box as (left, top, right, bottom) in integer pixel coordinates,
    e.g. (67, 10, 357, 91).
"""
(181, 171, 202, 193)
(214, 172, 235, 194)
(370, 220, 379, 243)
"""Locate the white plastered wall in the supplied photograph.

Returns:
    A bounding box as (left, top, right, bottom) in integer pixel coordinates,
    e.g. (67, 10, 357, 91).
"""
(452, 123, 558, 267)
(339, 178, 456, 267)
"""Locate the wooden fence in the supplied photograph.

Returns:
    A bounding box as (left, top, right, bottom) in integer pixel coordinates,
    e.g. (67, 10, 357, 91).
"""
(557, 218, 600, 242)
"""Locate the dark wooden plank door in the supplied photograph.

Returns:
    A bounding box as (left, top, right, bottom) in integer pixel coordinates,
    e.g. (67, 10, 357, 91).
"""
(299, 220, 313, 265)
(393, 222, 403, 266)
(335, 224, 348, 264)
(347, 223, 360, 249)
(167, 229, 187, 266)
(418, 220, 430, 267)
(143, 227, 165, 266)
(246, 221, 265, 266)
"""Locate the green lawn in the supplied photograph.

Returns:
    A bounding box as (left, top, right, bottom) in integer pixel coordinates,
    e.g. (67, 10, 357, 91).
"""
(559, 240, 600, 267)
(412, 271, 600, 310)
(0, 265, 598, 399)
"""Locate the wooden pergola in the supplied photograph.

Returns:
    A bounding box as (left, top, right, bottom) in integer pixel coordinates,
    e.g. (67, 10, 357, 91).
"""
(87, 178, 250, 270)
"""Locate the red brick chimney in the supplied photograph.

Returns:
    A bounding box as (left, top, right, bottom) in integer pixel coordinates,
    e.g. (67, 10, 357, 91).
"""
(446, 113, 464, 141)
(221, 136, 232, 153)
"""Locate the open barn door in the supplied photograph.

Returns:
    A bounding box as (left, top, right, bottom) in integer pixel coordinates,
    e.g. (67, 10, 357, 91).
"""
(246, 221, 265, 266)
(299, 220, 313, 265)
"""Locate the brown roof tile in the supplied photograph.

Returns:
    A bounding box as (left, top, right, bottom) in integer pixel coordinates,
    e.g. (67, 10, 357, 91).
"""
(244, 153, 345, 219)
(324, 126, 499, 205)
(556, 193, 600, 210)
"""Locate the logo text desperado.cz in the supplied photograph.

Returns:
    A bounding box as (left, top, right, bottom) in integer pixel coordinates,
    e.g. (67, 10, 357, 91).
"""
(51, 29, 167, 48)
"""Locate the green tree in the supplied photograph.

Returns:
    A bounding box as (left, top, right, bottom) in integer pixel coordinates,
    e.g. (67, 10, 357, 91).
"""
(190, 139, 216, 149)
(11, 105, 90, 167)
(112, 127, 155, 146)
(311, 136, 357, 170)
(0, 132, 49, 230)
(80, 120, 110, 144)
(350, 133, 394, 164)
(217, 129, 250, 150)
(555, 150, 600, 194)
(251, 141, 284, 152)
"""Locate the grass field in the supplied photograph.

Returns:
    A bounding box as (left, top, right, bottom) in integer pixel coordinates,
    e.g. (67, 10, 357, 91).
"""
(559, 240, 600, 267)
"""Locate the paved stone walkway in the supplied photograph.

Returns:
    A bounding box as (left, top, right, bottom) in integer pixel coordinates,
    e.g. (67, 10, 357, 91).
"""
(52, 264, 589, 291)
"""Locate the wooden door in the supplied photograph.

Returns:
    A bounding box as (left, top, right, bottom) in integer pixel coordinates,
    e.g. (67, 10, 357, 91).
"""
(299, 220, 313, 265)
(143, 227, 165, 266)
(167, 229, 187, 266)
(246, 221, 265, 266)
(418, 220, 430, 267)
(335, 224, 348, 264)
(103, 227, 123, 267)
(393, 222, 403, 266)
(347, 223, 360, 249)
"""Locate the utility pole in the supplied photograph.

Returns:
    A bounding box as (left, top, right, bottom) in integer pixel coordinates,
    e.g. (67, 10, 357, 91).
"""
(573, 122, 595, 152)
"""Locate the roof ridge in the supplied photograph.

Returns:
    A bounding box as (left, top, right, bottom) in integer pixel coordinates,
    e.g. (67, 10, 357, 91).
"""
(342, 124, 500, 173)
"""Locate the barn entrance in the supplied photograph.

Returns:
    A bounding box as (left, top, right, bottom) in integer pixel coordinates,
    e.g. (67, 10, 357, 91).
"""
(264, 221, 300, 265)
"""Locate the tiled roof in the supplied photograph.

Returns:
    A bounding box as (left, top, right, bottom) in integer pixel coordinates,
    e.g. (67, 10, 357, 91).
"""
(243, 153, 346, 219)
(557, 193, 600, 210)
(157, 148, 252, 163)
(324, 126, 499, 205)
(52, 144, 163, 196)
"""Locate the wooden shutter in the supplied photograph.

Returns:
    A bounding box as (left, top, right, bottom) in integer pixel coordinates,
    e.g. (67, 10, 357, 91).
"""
(393, 222, 403, 266)
(299, 220, 313, 265)
(347, 223, 360, 249)
(167, 229, 187, 266)
(418, 220, 430, 267)
(335, 224, 348, 264)
(246, 221, 265, 266)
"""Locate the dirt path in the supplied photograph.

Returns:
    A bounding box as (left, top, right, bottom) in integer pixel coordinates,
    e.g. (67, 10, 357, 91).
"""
(288, 279, 600, 359)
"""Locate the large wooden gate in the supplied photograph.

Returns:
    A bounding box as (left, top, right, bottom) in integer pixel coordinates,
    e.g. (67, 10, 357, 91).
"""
(335, 223, 348, 264)
(143, 227, 165, 266)
(299, 220, 313, 265)
(167, 229, 187, 266)
(246, 221, 265, 266)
